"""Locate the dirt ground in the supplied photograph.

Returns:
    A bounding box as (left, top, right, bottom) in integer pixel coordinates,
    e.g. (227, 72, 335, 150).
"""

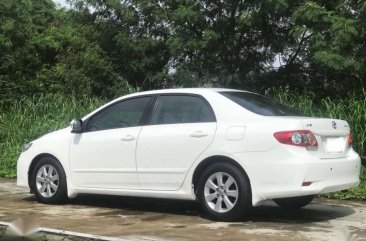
(0, 179, 365, 241)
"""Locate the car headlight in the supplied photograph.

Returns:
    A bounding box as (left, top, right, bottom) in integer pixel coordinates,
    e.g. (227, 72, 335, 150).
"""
(22, 143, 33, 152)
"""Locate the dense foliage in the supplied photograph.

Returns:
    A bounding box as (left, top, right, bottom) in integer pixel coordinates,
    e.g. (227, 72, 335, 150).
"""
(1, 0, 366, 107)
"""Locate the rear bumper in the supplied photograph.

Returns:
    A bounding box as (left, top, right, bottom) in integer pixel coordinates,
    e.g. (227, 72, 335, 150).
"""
(233, 146, 361, 206)
(300, 156, 360, 194)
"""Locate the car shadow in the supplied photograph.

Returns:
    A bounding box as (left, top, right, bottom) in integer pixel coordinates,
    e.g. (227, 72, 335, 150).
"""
(43, 194, 356, 223)
(68, 194, 200, 216)
(244, 200, 355, 223)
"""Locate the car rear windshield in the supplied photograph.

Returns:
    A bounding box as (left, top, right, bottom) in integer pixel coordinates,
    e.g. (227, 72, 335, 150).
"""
(220, 91, 302, 116)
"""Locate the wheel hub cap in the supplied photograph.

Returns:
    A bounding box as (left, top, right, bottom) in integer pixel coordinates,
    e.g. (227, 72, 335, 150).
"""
(36, 164, 59, 198)
(204, 172, 239, 213)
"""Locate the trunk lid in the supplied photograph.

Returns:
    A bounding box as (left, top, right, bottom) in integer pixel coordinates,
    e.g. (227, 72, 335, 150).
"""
(300, 118, 350, 159)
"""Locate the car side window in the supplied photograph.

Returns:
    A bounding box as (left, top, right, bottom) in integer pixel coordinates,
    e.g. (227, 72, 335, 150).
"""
(199, 102, 216, 122)
(150, 95, 215, 125)
(86, 97, 151, 131)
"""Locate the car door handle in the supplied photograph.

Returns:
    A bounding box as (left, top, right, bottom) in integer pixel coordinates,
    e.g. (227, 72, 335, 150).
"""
(190, 131, 208, 138)
(121, 135, 135, 141)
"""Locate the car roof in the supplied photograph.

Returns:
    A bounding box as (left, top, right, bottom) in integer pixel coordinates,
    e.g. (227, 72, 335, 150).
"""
(121, 88, 246, 99)
(82, 88, 254, 121)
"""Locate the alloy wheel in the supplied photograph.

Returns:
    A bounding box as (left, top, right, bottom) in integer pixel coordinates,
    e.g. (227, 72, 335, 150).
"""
(35, 164, 59, 198)
(204, 172, 239, 213)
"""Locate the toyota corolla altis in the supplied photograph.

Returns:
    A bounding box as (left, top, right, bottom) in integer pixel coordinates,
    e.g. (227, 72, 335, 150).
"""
(17, 88, 361, 221)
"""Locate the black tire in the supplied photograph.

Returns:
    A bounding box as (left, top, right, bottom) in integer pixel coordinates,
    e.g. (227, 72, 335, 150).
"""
(273, 195, 314, 209)
(30, 156, 68, 204)
(197, 162, 251, 221)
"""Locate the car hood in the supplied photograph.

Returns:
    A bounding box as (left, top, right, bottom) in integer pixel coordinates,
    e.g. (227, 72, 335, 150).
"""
(35, 127, 71, 143)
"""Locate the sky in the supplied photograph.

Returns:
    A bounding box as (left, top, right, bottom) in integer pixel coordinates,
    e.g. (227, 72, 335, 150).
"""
(53, 0, 69, 8)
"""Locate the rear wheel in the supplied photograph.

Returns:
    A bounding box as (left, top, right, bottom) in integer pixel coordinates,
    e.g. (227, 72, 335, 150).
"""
(197, 163, 251, 221)
(30, 156, 67, 204)
(273, 195, 314, 209)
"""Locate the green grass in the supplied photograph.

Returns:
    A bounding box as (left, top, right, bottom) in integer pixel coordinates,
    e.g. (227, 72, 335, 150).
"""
(0, 94, 105, 178)
(0, 90, 365, 199)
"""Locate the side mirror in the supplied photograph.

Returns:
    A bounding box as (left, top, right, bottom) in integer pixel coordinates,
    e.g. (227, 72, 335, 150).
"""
(70, 119, 83, 133)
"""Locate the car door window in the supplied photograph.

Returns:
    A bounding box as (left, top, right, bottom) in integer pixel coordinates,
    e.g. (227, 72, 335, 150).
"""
(86, 97, 151, 131)
(198, 101, 216, 122)
(150, 95, 215, 125)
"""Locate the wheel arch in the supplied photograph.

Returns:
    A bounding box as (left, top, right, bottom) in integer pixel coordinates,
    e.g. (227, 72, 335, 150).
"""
(28, 153, 64, 191)
(192, 155, 252, 197)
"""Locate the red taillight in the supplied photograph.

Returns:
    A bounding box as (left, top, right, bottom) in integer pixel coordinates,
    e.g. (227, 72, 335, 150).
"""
(274, 130, 318, 150)
(347, 132, 352, 146)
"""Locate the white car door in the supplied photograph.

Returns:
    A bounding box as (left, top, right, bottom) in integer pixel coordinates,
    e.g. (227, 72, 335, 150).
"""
(70, 96, 152, 189)
(136, 94, 217, 191)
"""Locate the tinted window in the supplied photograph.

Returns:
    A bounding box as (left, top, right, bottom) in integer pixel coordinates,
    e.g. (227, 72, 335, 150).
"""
(150, 95, 215, 125)
(87, 97, 151, 131)
(199, 102, 215, 122)
(220, 91, 301, 116)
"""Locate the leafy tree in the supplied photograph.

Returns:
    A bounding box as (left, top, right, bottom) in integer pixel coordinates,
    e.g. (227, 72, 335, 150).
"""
(150, 0, 297, 89)
(68, 0, 171, 90)
(1, 0, 365, 106)
(276, 0, 366, 97)
(33, 9, 129, 97)
(0, 0, 57, 103)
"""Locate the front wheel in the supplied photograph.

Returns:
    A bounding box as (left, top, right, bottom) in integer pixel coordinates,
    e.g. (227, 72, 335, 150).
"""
(197, 163, 251, 221)
(273, 195, 314, 209)
(30, 156, 68, 204)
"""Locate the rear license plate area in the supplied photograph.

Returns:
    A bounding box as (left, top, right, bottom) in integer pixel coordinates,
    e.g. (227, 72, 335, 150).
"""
(326, 137, 345, 153)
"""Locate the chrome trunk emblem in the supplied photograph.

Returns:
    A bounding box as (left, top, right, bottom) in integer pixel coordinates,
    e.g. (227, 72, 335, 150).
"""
(331, 121, 337, 129)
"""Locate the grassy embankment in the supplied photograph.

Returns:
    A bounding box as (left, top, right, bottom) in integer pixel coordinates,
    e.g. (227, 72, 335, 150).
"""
(0, 94, 105, 178)
(0, 91, 365, 199)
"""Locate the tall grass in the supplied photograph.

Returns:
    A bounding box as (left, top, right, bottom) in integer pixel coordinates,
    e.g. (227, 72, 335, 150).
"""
(0, 94, 105, 177)
(0, 90, 365, 199)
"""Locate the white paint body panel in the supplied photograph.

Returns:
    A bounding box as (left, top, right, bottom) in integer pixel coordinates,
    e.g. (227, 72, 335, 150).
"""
(136, 123, 216, 190)
(16, 88, 361, 206)
(69, 126, 142, 189)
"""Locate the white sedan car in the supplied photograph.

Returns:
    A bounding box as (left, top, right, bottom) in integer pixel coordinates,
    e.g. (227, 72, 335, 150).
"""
(17, 88, 361, 221)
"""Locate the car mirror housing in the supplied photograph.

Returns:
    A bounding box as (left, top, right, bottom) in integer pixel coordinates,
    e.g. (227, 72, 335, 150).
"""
(70, 119, 83, 133)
